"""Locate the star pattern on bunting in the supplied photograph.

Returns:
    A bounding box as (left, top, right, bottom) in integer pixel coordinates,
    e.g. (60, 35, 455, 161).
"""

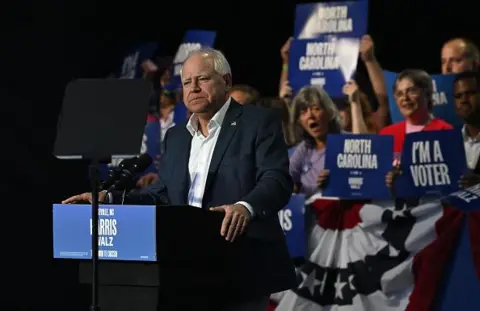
(292, 198, 421, 306)
(299, 269, 322, 295)
(334, 274, 347, 299)
(392, 205, 408, 219)
(348, 275, 356, 291)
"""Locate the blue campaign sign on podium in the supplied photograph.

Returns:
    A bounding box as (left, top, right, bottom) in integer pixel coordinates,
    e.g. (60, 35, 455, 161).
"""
(53, 204, 156, 261)
(280, 194, 306, 258)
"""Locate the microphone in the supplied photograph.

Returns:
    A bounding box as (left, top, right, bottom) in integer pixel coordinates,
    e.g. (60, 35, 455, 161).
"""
(107, 153, 153, 192)
(100, 157, 138, 191)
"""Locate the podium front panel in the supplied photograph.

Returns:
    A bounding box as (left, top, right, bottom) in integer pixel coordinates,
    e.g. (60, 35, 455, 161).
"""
(53, 204, 156, 261)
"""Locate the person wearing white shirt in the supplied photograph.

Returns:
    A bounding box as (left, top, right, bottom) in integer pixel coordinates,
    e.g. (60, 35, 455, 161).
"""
(158, 83, 177, 142)
(453, 71, 480, 188)
(63, 47, 295, 311)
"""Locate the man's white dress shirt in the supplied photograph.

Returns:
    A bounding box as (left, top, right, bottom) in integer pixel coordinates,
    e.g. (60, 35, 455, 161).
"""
(186, 98, 254, 215)
(107, 98, 254, 215)
(463, 126, 480, 170)
(160, 111, 175, 142)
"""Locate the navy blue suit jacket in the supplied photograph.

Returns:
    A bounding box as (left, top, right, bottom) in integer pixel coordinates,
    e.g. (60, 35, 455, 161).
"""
(116, 99, 293, 241)
(113, 99, 296, 296)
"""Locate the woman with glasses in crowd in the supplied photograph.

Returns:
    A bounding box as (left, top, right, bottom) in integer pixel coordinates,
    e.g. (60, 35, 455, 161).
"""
(380, 69, 453, 188)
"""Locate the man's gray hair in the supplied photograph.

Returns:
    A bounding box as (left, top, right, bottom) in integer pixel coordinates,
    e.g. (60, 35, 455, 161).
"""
(180, 47, 232, 80)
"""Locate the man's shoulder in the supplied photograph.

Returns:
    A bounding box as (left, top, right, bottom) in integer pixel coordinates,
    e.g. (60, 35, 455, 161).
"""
(166, 120, 189, 136)
(240, 104, 278, 124)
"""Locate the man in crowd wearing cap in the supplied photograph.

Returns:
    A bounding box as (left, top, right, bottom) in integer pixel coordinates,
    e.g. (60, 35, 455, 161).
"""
(156, 83, 178, 141)
(138, 83, 184, 188)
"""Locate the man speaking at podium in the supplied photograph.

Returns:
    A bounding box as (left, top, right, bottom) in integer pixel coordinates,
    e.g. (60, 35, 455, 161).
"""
(63, 48, 296, 310)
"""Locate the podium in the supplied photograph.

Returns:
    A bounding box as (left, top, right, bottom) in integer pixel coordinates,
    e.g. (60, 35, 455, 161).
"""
(53, 79, 153, 310)
(53, 204, 267, 311)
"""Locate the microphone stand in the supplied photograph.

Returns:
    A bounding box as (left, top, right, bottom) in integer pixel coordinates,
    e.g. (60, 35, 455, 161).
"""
(89, 159, 101, 311)
(88, 156, 139, 311)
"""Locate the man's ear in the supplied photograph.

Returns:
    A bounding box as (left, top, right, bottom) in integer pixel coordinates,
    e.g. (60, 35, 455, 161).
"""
(223, 73, 233, 89)
(474, 60, 480, 71)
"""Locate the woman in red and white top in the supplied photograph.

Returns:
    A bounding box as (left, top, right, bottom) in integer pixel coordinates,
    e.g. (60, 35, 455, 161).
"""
(382, 69, 453, 188)
(380, 69, 453, 162)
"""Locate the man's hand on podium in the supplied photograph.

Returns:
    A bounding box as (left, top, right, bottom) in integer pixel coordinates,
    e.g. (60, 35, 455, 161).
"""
(136, 172, 159, 188)
(62, 191, 107, 204)
(210, 204, 250, 242)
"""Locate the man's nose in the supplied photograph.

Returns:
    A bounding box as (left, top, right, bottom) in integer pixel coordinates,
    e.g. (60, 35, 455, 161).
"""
(191, 81, 201, 91)
(445, 61, 453, 73)
(461, 93, 473, 102)
(461, 101, 471, 107)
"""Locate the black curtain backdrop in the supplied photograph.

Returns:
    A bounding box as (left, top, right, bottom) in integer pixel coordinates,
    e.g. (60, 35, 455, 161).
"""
(3, 0, 477, 308)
